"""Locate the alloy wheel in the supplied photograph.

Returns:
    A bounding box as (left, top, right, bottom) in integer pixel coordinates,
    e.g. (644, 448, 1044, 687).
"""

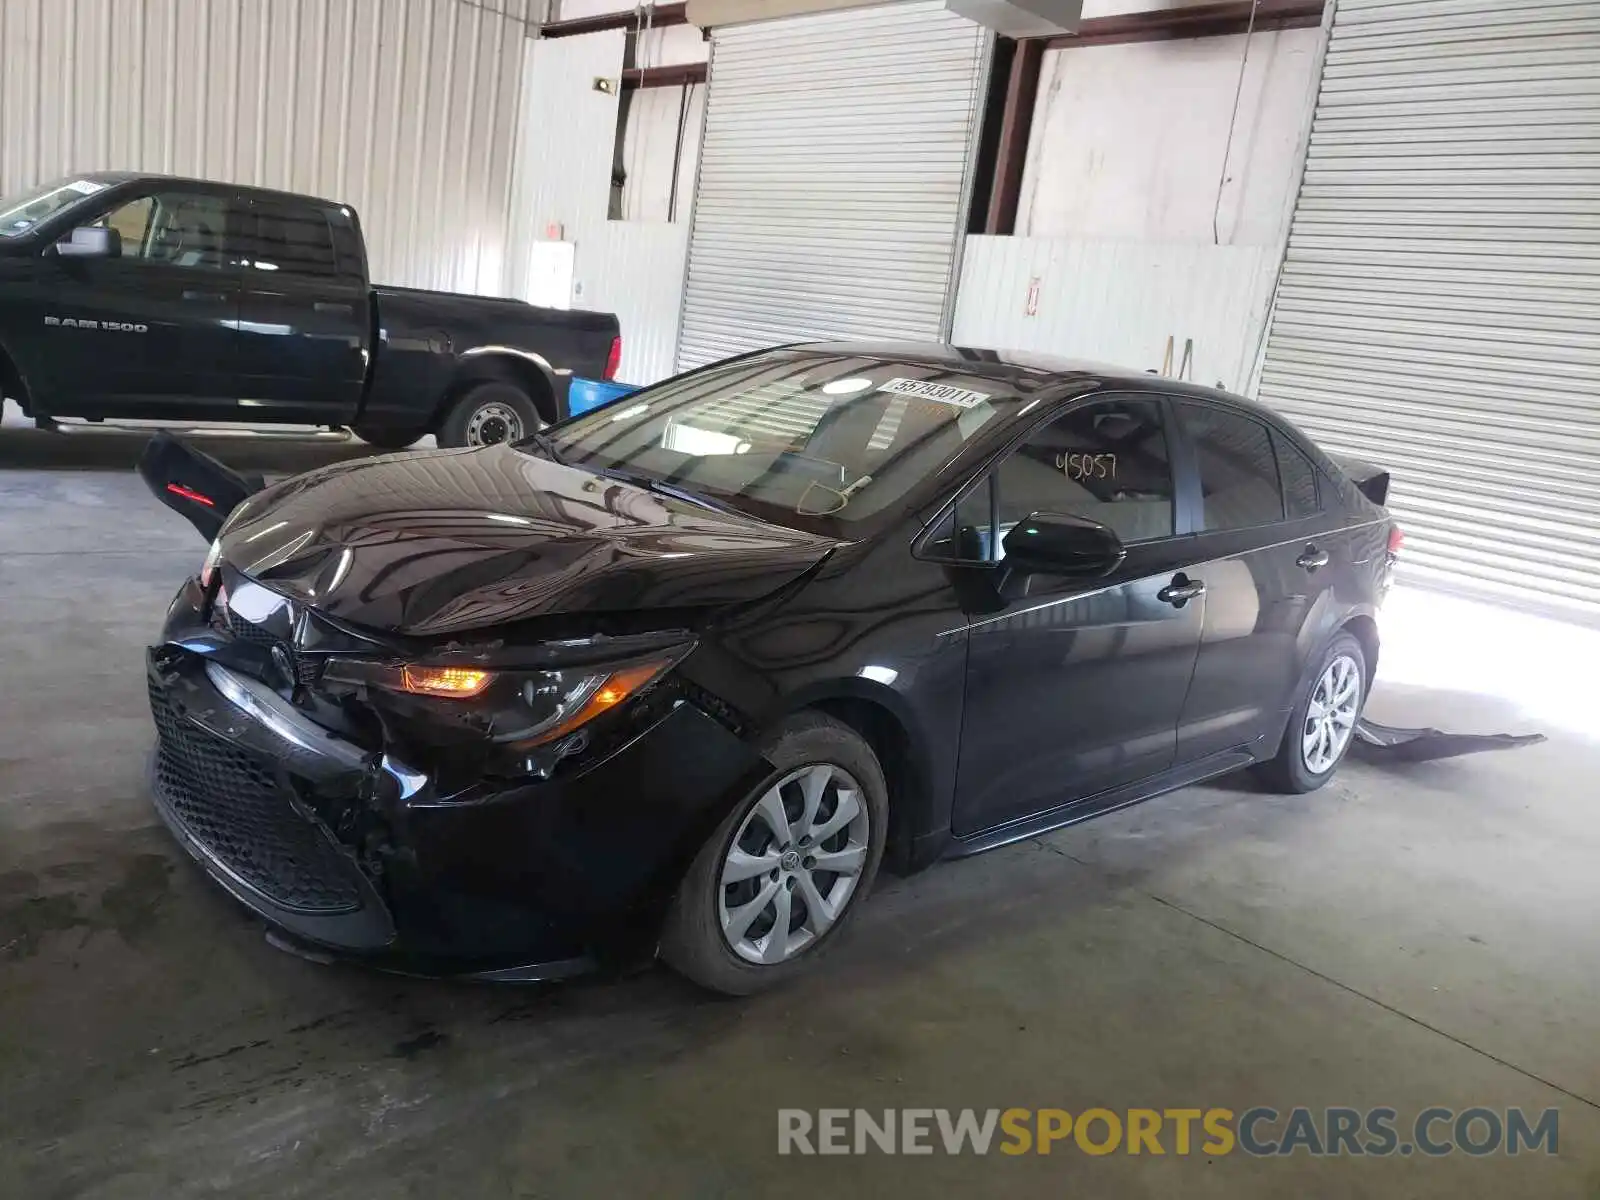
(717, 763, 870, 965)
(465, 401, 525, 447)
(1302, 653, 1361, 774)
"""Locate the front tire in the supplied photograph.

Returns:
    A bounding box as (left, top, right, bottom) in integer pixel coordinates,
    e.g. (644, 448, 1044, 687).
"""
(1255, 632, 1367, 794)
(437, 381, 542, 449)
(661, 713, 888, 995)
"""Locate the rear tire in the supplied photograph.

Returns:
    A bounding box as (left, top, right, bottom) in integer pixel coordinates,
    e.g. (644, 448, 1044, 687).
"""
(661, 713, 888, 996)
(1254, 632, 1367, 794)
(353, 424, 423, 450)
(437, 381, 542, 449)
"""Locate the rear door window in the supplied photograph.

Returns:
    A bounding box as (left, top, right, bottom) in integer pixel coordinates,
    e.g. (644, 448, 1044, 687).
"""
(243, 199, 340, 278)
(1176, 401, 1284, 532)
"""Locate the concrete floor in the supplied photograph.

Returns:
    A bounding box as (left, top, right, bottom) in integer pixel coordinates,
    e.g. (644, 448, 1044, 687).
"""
(3, 414, 1600, 1198)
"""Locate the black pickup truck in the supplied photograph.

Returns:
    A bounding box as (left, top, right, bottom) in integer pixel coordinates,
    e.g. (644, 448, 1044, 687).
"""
(0, 172, 621, 448)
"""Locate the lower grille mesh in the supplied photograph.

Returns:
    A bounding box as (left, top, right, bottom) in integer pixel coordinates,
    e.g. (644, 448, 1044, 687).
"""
(149, 681, 365, 914)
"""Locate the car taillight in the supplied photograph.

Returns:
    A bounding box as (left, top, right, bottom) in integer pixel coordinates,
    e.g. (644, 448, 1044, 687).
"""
(1387, 526, 1404, 555)
(603, 335, 622, 381)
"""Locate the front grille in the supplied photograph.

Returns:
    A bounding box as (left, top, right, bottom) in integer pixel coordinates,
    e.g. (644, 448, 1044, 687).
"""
(149, 681, 365, 914)
(224, 609, 321, 686)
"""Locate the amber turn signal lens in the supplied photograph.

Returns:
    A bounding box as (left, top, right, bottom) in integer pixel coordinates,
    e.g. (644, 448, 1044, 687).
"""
(524, 662, 667, 746)
(401, 665, 492, 698)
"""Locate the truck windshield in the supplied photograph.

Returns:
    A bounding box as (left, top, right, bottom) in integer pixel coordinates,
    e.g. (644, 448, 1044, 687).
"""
(542, 350, 1027, 534)
(0, 177, 109, 238)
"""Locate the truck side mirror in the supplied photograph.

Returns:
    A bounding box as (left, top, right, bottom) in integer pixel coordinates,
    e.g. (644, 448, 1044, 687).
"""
(54, 225, 120, 259)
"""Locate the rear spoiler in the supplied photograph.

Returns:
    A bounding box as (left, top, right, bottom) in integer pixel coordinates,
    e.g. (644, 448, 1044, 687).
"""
(1330, 454, 1391, 507)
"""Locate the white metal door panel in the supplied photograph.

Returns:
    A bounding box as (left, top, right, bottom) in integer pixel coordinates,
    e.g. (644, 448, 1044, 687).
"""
(677, 2, 990, 370)
(1257, 0, 1600, 619)
(506, 29, 625, 303)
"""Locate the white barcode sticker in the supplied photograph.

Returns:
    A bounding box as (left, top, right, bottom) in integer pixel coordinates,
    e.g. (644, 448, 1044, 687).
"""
(64, 179, 106, 196)
(877, 377, 991, 409)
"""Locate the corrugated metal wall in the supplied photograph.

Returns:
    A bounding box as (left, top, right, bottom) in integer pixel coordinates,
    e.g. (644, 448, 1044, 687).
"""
(677, 2, 991, 370)
(1255, 0, 1600, 620)
(952, 235, 1281, 392)
(0, 0, 538, 292)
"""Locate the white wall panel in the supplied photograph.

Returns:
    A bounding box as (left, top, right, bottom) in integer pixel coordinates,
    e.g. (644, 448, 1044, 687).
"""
(952, 235, 1279, 391)
(505, 28, 625, 299)
(0, 0, 537, 292)
(619, 80, 705, 223)
(552, 0, 709, 223)
(1017, 28, 1322, 247)
(573, 221, 691, 384)
(506, 27, 686, 381)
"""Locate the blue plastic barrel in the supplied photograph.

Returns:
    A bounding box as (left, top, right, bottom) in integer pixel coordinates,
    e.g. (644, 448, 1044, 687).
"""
(567, 377, 640, 417)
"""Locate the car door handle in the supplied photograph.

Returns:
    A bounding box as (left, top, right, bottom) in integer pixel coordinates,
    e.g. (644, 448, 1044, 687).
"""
(314, 301, 353, 315)
(182, 289, 226, 303)
(1157, 575, 1206, 606)
(1297, 546, 1331, 571)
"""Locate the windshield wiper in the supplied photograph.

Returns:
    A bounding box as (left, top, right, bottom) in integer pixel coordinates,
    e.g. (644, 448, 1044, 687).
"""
(585, 463, 737, 516)
(521, 429, 567, 464)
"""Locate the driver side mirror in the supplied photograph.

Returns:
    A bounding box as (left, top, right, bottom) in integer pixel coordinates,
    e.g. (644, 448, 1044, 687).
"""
(1000, 511, 1126, 578)
(54, 225, 119, 259)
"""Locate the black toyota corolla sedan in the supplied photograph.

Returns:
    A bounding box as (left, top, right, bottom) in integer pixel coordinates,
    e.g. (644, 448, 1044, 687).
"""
(141, 343, 1399, 993)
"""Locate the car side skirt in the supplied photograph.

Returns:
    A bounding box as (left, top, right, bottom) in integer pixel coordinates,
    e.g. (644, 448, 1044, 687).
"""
(945, 746, 1259, 859)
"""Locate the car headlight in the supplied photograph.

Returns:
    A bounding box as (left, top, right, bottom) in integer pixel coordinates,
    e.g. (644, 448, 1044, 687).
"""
(325, 652, 683, 748)
(200, 536, 224, 589)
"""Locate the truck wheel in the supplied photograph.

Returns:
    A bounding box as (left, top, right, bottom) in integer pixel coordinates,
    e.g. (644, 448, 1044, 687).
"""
(438, 381, 543, 449)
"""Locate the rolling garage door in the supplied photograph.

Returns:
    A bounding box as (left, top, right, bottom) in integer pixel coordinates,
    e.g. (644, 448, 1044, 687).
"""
(1257, 0, 1600, 619)
(676, 2, 990, 371)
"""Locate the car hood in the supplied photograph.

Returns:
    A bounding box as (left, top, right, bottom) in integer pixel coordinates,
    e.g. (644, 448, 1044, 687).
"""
(216, 445, 836, 637)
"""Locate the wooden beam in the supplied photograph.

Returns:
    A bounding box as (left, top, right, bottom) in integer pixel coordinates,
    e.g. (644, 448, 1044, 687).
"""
(541, 2, 690, 38)
(621, 62, 709, 90)
(1043, 0, 1324, 49)
(984, 37, 1044, 236)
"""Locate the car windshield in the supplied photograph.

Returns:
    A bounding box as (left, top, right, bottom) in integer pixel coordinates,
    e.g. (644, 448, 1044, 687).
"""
(0, 177, 110, 238)
(542, 351, 1029, 534)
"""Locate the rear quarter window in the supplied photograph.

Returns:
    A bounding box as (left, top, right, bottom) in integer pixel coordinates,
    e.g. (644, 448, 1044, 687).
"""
(1272, 431, 1321, 519)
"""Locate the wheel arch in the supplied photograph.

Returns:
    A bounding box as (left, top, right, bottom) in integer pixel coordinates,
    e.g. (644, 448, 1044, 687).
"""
(437, 347, 559, 427)
(1340, 610, 1380, 689)
(782, 679, 940, 877)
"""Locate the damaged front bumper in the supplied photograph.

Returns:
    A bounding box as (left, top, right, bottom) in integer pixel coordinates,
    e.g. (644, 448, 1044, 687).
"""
(146, 579, 769, 978)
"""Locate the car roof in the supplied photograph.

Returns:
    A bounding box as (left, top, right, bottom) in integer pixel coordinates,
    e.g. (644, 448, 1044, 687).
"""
(784, 339, 1278, 418)
(77, 170, 345, 211)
